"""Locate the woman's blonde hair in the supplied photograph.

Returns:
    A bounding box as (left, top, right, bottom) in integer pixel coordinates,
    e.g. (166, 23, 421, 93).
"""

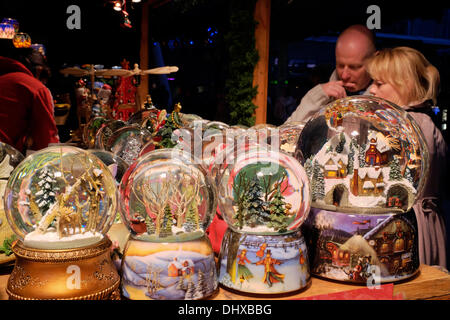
(366, 46, 440, 105)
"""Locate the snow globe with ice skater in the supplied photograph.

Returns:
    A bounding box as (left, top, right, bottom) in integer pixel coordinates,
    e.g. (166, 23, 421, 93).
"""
(3, 146, 120, 300)
(118, 148, 219, 300)
(295, 95, 429, 284)
(217, 143, 311, 295)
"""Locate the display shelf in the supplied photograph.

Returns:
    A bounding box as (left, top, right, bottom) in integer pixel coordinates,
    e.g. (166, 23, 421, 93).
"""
(0, 263, 448, 300)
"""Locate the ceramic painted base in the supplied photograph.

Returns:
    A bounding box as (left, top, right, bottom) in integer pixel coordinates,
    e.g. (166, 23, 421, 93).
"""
(302, 208, 419, 284)
(218, 229, 310, 295)
(7, 238, 120, 300)
(121, 235, 218, 300)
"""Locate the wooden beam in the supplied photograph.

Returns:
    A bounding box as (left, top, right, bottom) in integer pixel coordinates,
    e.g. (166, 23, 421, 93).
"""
(252, 0, 271, 125)
(137, 0, 150, 110)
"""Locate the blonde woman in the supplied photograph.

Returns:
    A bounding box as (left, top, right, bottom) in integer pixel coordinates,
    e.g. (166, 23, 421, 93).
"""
(366, 46, 448, 268)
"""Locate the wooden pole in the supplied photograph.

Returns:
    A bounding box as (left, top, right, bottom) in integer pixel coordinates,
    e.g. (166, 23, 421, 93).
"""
(252, 0, 271, 125)
(137, 0, 150, 110)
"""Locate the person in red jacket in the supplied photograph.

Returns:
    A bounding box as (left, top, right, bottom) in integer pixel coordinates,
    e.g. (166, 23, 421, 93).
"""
(0, 42, 59, 154)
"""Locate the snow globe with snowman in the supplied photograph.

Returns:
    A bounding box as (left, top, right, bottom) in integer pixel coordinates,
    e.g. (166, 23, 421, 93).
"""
(295, 95, 429, 284)
(118, 148, 219, 300)
(3, 146, 120, 299)
(217, 143, 311, 295)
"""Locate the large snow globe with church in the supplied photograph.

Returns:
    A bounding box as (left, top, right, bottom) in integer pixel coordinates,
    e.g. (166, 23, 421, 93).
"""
(3, 146, 120, 299)
(295, 95, 429, 284)
(118, 148, 218, 300)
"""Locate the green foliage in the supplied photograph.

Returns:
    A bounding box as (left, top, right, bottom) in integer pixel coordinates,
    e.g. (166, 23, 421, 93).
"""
(161, 204, 174, 237)
(224, 0, 259, 126)
(0, 235, 16, 256)
(268, 185, 289, 232)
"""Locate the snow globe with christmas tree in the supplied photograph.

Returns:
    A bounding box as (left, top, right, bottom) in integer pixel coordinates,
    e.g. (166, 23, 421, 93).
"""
(0, 142, 24, 266)
(217, 143, 311, 295)
(3, 146, 120, 299)
(295, 95, 428, 284)
(118, 148, 219, 300)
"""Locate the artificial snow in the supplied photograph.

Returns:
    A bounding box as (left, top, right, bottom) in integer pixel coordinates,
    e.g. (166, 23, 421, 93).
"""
(24, 228, 103, 249)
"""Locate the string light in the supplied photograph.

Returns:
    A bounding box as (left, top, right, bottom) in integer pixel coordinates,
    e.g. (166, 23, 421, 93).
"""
(113, 1, 122, 11)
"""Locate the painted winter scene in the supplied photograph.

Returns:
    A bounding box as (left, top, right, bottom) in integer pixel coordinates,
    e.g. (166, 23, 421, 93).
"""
(297, 96, 427, 213)
(219, 150, 310, 235)
(218, 230, 310, 294)
(3, 146, 117, 250)
(121, 237, 218, 300)
(119, 149, 216, 242)
(303, 209, 419, 283)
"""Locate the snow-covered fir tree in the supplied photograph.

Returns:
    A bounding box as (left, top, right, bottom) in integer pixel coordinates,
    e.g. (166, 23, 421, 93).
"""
(335, 133, 346, 153)
(183, 206, 197, 232)
(146, 215, 156, 234)
(389, 157, 402, 180)
(193, 270, 206, 299)
(359, 143, 366, 168)
(304, 158, 313, 180)
(347, 139, 356, 173)
(184, 279, 195, 300)
(311, 160, 325, 201)
(404, 167, 414, 184)
(34, 167, 60, 214)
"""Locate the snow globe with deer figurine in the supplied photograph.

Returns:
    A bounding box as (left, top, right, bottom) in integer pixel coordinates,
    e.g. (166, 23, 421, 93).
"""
(118, 148, 219, 300)
(295, 95, 429, 284)
(216, 143, 311, 295)
(3, 145, 120, 300)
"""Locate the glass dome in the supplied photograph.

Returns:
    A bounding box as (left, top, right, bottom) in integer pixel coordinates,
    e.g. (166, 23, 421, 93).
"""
(118, 149, 217, 242)
(295, 95, 429, 214)
(279, 122, 305, 155)
(218, 145, 311, 235)
(4, 146, 118, 249)
(108, 126, 152, 165)
(94, 119, 127, 150)
(83, 116, 109, 149)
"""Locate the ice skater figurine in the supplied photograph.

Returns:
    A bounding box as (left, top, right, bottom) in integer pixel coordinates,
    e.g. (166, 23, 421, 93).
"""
(256, 243, 267, 258)
(255, 250, 285, 287)
(237, 249, 254, 285)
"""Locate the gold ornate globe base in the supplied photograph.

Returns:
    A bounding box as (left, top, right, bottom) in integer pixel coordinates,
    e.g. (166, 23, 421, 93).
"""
(6, 237, 121, 300)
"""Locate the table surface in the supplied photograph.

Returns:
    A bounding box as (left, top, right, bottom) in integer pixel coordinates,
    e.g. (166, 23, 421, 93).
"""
(0, 263, 449, 300)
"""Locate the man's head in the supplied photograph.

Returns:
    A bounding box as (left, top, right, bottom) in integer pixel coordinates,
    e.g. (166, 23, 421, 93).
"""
(335, 25, 376, 93)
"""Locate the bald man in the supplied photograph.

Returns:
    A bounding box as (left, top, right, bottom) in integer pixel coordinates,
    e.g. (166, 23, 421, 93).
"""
(285, 25, 376, 124)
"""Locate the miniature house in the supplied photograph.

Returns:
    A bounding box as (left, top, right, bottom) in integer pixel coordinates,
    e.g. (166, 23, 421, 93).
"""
(324, 156, 347, 179)
(351, 167, 385, 196)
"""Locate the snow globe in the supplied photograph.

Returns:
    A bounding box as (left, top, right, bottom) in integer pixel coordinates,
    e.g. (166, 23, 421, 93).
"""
(4, 146, 120, 299)
(94, 119, 127, 150)
(108, 126, 153, 165)
(0, 142, 24, 265)
(83, 116, 109, 149)
(118, 148, 219, 300)
(279, 122, 305, 155)
(295, 95, 428, 284)
(217, 144, 311, 295)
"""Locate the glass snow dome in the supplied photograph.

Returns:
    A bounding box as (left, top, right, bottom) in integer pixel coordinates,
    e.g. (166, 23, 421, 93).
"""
(3, 146, 118, 249)
(295, 95, 429, 214)
(218, 145, 311, 235)
(118, 148, 217, 242)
